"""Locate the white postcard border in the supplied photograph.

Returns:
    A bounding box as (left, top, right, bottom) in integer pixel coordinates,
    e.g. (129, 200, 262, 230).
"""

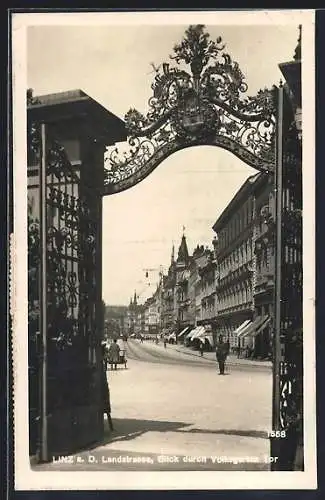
(11, 9, 316, 491)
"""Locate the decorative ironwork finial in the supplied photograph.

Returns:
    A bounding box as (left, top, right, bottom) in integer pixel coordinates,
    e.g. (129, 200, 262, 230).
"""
(104, 25, 276, 195)
(293, 25, 302, 61)
(171, 24, 225, 88)
(27, 88, 41, 106)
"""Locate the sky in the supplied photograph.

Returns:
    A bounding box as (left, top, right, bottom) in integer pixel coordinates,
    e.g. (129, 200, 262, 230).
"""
(27, 18, 300, 306)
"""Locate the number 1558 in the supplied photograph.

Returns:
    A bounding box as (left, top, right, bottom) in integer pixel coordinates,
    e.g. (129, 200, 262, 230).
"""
(268, 430, 286, 438)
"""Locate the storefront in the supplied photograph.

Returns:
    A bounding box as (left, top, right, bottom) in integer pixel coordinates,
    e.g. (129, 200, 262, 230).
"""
(237, 315, 271, 358)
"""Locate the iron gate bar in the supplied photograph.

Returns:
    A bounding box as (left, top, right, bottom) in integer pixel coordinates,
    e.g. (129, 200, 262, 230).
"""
(39, 122, 48, 462)
(273, 83, 283, 443)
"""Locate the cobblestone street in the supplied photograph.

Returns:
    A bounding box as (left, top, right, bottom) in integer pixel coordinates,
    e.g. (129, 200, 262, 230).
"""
(34, 340, 272, 471)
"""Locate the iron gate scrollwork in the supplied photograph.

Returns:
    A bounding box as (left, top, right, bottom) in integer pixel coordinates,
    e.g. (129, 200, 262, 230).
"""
(103, 25, 276, 195)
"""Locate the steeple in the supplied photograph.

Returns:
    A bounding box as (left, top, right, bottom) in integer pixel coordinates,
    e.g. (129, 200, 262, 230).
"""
(133, 290, 137, 306)
(177, 233, 189, 264)
(171, 243, 175, 265)
(293, 24, 302, 61)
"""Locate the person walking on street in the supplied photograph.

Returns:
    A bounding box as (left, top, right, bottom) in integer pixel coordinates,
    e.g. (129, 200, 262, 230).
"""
(215, 334, 229, 375)
(163, 337, 167, 348)
(108, 339, 120, 370)
(199, 341, 204, 357)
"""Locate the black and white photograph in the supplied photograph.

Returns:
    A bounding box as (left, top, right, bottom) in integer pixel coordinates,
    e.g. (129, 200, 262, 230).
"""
(11, 9, 316, 490)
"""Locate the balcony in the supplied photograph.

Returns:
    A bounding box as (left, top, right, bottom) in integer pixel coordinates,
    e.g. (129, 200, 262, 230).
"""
(216, 301, 254, 317)
(254, 272, 274, 295)
(217, 262, 253, 290)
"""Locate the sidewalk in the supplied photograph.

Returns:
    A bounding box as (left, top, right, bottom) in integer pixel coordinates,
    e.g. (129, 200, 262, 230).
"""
(172, 343, 272, 369)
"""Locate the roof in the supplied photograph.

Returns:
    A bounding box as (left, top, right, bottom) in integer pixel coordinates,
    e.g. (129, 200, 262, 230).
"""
(28, 89, 127, 145)
(177, 235, 189, 264)
(212, 173, 261, 232)
(279, 61, 301, 107)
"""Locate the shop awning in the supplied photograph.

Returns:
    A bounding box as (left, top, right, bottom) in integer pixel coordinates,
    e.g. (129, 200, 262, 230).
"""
(237, 321, 253, 338)
(240, 316, 269, 339)
(205, 335, 214, 346)
(255, 316, 271, 335)
(185, 327, 197, 339)
(234, 319, 251, 336)
(178, 326, 190, 338)
(191, 326, 205, 340)
(196, 327, 208, 340)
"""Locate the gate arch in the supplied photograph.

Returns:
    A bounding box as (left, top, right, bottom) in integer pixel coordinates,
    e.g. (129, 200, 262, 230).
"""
(102, 25, 303, 471)
(103, 25, 275, 196)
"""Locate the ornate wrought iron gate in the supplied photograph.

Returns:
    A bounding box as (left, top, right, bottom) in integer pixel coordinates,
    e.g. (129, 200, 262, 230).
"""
(28, 115, 103, 458)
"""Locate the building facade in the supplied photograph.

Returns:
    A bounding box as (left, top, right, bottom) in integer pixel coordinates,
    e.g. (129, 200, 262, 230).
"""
(187, 245, 206, 328)
(174, 234, 191, 334)
(144, 290, 161, 336)
(212, 175, 258, 348)
(104, 305, 128, 339)
(212, 172, 276, 357)
(252, 174, 275, 358)
(197, 247, 218, 329)
(160, 249, 177, 331)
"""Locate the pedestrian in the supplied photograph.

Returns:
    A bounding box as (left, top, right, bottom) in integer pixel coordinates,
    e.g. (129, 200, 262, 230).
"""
(108, 339, 120, 370)
(199, 341, 204, 357)
(164, 337, 167, 348)
(215, 334, 229, 375)
(101, 360, 114, 431)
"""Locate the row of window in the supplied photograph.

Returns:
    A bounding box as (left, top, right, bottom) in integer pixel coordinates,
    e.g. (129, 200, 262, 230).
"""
(218, 198, 254, 251)
(256, 247, 269, 274)
(219, 240, 253, 279)
(218, 286, 252, 308)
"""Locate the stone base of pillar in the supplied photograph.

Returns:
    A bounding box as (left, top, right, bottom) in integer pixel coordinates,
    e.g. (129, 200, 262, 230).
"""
(36, 406, 103, 462)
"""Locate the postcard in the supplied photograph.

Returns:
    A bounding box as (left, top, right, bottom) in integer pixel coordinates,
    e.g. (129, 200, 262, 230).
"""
(11, 8, 316, 491)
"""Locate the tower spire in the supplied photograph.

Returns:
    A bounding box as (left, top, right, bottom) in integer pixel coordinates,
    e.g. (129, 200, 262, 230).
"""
(293, 24, 302, 61)
(177, 232, 189, 264)
(171, 243, 175, 264)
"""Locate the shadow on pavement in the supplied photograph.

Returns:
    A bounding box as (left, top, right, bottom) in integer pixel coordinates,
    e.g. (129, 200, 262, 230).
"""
(95, 417, 268, 449)
(96, 417, 192, 447)
(176, 428, 268, 439)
